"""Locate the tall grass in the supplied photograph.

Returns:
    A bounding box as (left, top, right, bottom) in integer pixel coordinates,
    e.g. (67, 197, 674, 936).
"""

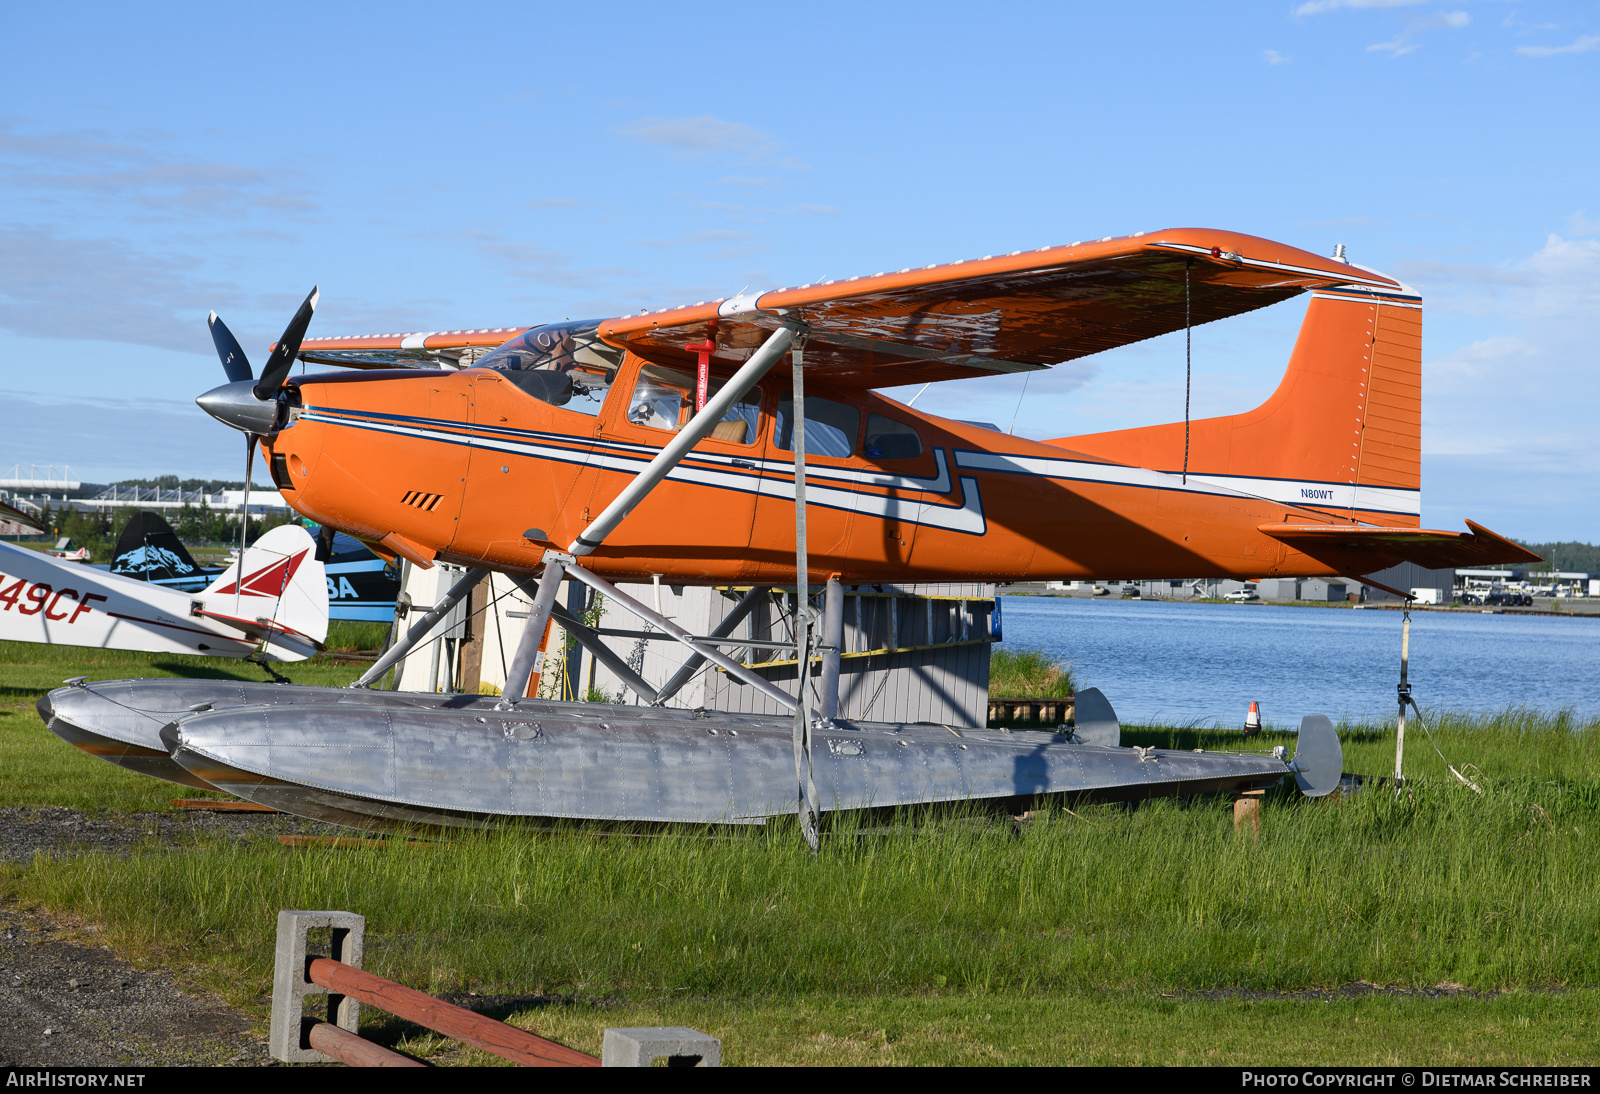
(323, 620, 390, 653)
(989, 647, 1074, 698)
(10, 711, 1597, 1004)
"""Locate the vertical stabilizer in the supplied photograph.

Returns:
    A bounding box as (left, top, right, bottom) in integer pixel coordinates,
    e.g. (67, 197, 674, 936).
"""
(1047, 281, 1423, 527)
(200, 525, 329, 649)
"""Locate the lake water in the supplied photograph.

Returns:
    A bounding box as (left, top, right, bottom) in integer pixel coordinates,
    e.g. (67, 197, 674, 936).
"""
(997, 596, 1600, 727)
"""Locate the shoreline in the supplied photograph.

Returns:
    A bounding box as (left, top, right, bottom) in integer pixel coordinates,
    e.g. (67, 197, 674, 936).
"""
(1000, 585, 1600, 619)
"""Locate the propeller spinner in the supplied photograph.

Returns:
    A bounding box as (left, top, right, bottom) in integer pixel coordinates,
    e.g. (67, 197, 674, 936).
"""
(196, 287, 319, 434)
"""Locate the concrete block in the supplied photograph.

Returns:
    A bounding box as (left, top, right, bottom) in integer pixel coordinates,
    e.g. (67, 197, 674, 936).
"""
(270, 910, 366, 1064)
(602, 1026, 721, 1067)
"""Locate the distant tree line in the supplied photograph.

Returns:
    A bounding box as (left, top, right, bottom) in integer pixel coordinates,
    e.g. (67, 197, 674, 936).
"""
(30, 502, 297, 561)
(1513, 540, 1600, 573)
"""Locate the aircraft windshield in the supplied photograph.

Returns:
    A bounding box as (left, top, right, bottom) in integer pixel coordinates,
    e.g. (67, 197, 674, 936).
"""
(478, 319, 624, 417)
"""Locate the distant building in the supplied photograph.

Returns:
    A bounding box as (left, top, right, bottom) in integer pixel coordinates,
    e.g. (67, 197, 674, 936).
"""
(0, 482, 291, 521)
(1356, 561, 1454, 604)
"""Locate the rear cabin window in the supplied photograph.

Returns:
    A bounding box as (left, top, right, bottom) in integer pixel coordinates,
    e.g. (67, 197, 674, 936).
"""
(863, 414, 923, 460)
(774, 397, 859, 458)
(476, 319, 623, 418)
(624, 364, 760, 444)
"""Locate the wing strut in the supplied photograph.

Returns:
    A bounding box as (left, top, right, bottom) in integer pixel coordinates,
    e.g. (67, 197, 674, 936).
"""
(569, 325, 797, 556)
(494, 323, 810, 708)
(791, 338, 822, 851)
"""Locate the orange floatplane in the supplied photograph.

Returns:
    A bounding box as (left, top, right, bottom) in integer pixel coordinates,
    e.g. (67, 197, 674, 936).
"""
(36, 227, 1535, 836)
(210, 227, 1531, 589)
(188, 225, 1538, 711)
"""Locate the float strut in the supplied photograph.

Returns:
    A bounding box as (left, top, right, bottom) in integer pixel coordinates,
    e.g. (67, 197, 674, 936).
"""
(350, 567, 489, 688)
(819, 576, 844, 722)
(569, 324, 797, 557)
(560, 565, 799, 712)
(541, 597, 662, 705)
(653, 584, 770, 706)
(499, 553, 570, 705)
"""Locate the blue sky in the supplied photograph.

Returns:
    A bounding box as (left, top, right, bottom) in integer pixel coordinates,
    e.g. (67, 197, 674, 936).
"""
(1, 1, 1596, 540)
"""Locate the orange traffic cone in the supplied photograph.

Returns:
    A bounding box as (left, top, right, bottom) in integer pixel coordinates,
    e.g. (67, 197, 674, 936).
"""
(1244, 701, 1262, 735)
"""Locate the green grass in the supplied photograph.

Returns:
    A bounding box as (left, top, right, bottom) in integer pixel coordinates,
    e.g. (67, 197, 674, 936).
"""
(15, 765, 1596, 1002)
(989, 646, 1074, 698)
(323, 619, 390, 653)
(0, 638, 375, 810)
(2, 638, 1597, 1064)
(386, 990, 1600, 1066)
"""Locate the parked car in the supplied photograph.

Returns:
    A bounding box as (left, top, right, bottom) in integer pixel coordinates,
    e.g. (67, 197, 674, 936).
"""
(1122, 585, 1141, 598)
(1225, 588, 1260, 602)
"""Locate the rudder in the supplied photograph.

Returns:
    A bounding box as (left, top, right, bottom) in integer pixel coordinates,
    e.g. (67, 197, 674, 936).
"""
(200, 525, 329, 653)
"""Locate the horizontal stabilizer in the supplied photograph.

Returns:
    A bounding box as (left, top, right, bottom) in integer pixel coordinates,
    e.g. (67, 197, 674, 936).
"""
(1258, 519, 1541, 571)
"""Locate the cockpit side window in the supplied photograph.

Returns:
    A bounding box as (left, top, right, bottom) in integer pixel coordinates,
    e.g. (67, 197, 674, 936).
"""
(624, 364, 760, 444)
(864, 414, 923, 460)
(477, 319, 623, 417)
(775, 396, 859, 458)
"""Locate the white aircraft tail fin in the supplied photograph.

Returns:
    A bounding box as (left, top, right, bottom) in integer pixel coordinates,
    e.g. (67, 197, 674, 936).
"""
(198, 525, 329, 654)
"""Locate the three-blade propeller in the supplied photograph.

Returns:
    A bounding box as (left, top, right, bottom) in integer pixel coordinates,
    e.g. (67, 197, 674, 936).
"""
(197, 288, 319, 611)
(197, 288, 318, 435)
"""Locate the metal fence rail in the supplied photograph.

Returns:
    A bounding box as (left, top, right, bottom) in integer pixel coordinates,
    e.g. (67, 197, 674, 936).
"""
(272, 909, 719, 1067)
(305, 956, 598, 1067)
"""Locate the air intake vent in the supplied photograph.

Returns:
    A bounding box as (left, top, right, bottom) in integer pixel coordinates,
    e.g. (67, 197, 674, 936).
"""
(401, 490, 444, 512)
(270, 453, 294, 491)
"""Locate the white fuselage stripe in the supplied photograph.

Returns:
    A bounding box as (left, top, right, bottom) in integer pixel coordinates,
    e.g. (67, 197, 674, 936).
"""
(301, 412, 986, 534)
(952, 451, 1420, 517)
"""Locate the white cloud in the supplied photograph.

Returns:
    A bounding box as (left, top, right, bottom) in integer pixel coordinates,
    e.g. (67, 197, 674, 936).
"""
(1517, 34, 1600, 58)
(614, 115, 800, 169)
(634, 229, 755, 248)
(1567, 212, 1600, 237)
(0, 389, 246, 482)
(1366, 10, 1469, 56)
(0, 119, 315, 220)
(1368, 33, 1421, 56)
(0, 226, 229, 352)
(1263, 49, 1291, 64)
(1293, 0, 1423, 16)
(1418, 233, 1600, 534)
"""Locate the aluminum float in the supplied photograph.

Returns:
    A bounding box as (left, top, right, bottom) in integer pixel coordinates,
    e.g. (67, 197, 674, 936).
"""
(42, 678, 1342, 832)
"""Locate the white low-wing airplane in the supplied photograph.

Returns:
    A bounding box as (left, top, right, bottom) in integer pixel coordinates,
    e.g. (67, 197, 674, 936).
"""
(0, 524, 328, 662)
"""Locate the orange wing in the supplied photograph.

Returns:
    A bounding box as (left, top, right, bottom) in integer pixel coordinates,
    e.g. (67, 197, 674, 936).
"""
(295, 327, 533, 370)
(599, 228, 1403, 388)
(290, 229, 1398, 388)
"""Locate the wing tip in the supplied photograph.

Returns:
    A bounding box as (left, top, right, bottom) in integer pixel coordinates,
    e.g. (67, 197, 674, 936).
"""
(1463, 519, 1543, 565)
